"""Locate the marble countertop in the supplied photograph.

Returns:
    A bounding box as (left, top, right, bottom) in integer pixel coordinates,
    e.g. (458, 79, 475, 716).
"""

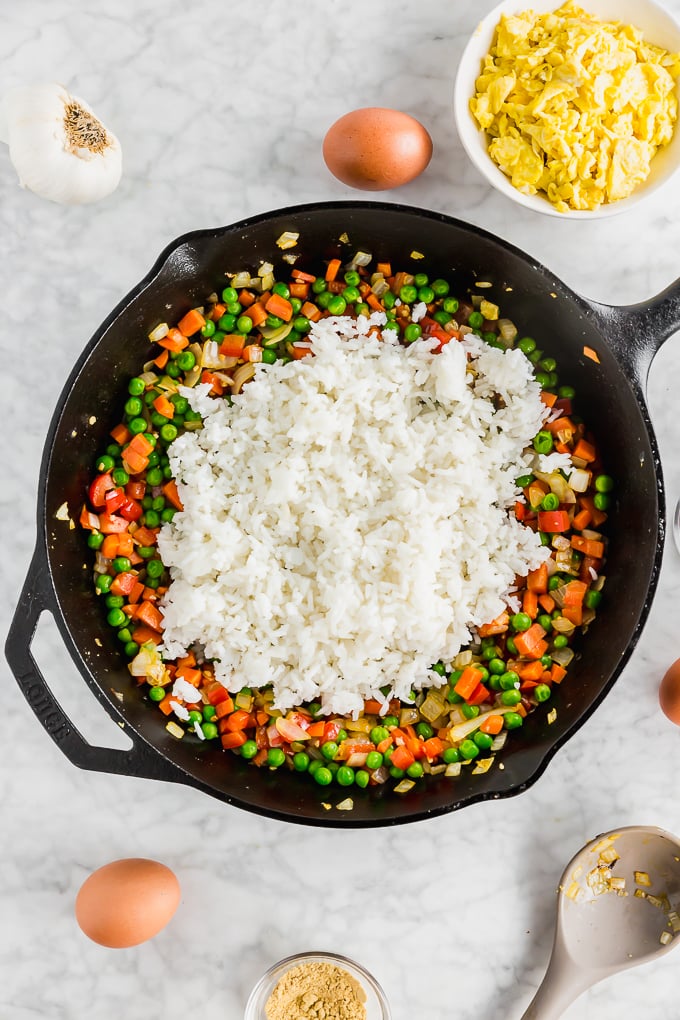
(3, 1, 680, 1017)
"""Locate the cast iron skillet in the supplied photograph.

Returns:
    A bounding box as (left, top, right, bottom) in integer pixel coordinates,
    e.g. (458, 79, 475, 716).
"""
(5, 202, 679, 827)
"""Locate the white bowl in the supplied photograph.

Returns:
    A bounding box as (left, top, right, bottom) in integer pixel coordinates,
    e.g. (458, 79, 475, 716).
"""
(454, 0, 680, 217)
(244, 951, 391, 1020)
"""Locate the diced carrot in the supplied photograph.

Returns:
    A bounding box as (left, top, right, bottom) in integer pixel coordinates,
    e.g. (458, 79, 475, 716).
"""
(572, 508, 592, 531)
(363, 699, 384, 715)
(291, 345, 313, 360)
(523, 590, 538, 619)
(248, 303, 267, 328)
(162, 479, 183, 511)
(122, 448, 149, 475)
(290, 282, 309, 299)
(520, 680, 540, 691)
(291, 269, 317, 283)
(127, 433, 152, 458)
(325, 258, 342, 282)
(546, 416, 574, 437)
(265, 293, 293, 322)
(572, 438, 596, 463)
(377, 262, 392, 276)
(158, 328, 189, 352)
(238, 289, 256, 307)
(454, 666, 484, 701)
(210, 302, 226, 321)
(153, 394, 175, 419)
(158, 694, 176, 715)
(301, 301, 322, 322)
(98, 513, 129, 534)
(583, 346, 600, 364)
(423, 737, 444, 759)
(513, 623, 548, 659)
(514, 501, 527, 522)
(101, 535, 120, 558)
(306, 721, 325, 738)
(467, 683, 491, 706)
(563, 580, 587, 606)
(563, 604, 583, 626)
(571, 535, 605, 559)
(478, 612, 509, 637)
(518, 660, 544, 681)
(390, 745, 415, 770)
(177, 308, 206, 336)
(256, 711, 270, 726)
(203, 682, 233, 707)
(215, 698, 236, 719)
(219, 333, 246, 358)
(527, 563, 548, 594)
(366, 293, 384, 311)
(538, 510, 571, 533)
(110, 572, 138, 597)
(221, 731, 247, 750)
(200, 370, 224, 395)
(132, 625, 162, 646)
(153, 349, 169, 369)
(538, 593, 555, 614)
(176, 667, 201, 687)
(176, 652, 196, 669)
(579, 495, 607, 528)
(540, 391, 558, 408)
(133, 526, 158, 547)
(551, 664, 567, 684)
(128, 550, 144, 567)
(117, 533, 134, 557)
(376, 735, 394, 754)
(110, 423, 130, 445)
(80, 505, 100, 531)
(242, 344, 263, 363)
(136, 600, 164, 632)
(128, 581, 144, 604)
(480, 714, 504, 735)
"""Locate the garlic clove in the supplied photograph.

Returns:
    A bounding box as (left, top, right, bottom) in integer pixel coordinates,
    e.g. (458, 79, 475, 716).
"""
(2, 83, 122, 205)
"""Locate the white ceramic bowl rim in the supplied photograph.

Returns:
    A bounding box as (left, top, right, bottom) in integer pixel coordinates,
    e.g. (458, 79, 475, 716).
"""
(453, 0, 680, 218)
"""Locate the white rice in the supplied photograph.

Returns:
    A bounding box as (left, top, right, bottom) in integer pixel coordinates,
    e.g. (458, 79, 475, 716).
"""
(157, 315, 551, 716)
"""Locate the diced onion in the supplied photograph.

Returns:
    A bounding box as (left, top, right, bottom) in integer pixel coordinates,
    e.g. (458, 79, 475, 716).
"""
(551, 646, 574, 667)
(394, 779, 416, 794)
(276, 231, 299, 249)
(347, 250, 372, 270)
(165, 721, 184, 739)
(336, 798, 354, 811)
(371, 277, 390, 298)
(258, 262, 274, 277)
(231, 363, 255, 393)
(231, 271, 252, 288)
(480, 299, 499, 321)
(497, 318, 517, 345)
(148, 322, 169, 343)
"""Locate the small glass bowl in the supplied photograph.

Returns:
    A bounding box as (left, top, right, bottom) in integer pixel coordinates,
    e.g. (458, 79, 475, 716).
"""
(244, 950, 391, 1020)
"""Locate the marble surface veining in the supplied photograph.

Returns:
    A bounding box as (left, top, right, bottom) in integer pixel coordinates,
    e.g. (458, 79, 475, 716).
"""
(2, 1, 680, 1018)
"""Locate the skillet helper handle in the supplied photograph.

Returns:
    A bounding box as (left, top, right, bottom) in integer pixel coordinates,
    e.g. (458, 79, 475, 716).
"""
(5, 548, 171, 782)
(588, 276, 680, 392)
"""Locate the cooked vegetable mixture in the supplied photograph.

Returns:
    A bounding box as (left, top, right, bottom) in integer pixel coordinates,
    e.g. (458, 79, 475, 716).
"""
(80, 254, 612, 795)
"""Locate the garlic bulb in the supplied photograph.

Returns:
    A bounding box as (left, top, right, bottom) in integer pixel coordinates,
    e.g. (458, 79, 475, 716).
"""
(0, 83, 122, 204)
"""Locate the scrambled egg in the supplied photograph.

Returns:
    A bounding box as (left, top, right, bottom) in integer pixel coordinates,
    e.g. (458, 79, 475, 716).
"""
(470, 1, 680, 211)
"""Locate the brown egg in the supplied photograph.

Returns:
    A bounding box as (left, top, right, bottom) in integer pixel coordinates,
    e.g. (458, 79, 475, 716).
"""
(75, 858, 181, 948)
(659, 658, 680, 725)
(323, 108, 433, 191)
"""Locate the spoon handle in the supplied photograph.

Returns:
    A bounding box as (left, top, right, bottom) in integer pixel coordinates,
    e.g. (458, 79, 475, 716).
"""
(520, 950, 594, 1020)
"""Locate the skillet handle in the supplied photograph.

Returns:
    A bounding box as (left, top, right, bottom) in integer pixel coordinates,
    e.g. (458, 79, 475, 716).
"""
(587, 276, 680, 392)
(5, 548, 177, 783)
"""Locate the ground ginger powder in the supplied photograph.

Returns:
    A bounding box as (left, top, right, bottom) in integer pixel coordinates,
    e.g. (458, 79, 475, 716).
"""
(265, 961, 367, 1020)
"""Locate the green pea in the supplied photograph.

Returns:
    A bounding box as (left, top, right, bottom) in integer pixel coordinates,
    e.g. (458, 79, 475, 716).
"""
(355, 302, 370, 317)
(166, 361, 181, 379)
(241, 740, 258, 760)
(106, 443, 122, 457)
(327, 295, 347, 316)
(533, 430, 554, 455)
(529, 348, 544, 364)
(221, 286, 238, 303)
(146, 467, 163, 486)
(443, 297, 459, 314)
(433, 310, 452, 326)
(294, 315, 310, 333)
(541, 492, 559, 511)
(187, 709, 202, 725)
(128, 377, 145, 396)
(261, 349, 277, 365)
(137, 546, 155, 559)
(501, 688, 522, 706)
(442, 747, 460, 764)
(506, 636, 518, 655)
(404, 323, 422, 343)
(96, 454, 115, 473)
(382, 747, 394, 765)
(111, 468, 129, 487)
(177, 351, 196, 372)
(292, 751, 310, 772)
(312, 278, 327, 294)
(341, 270, 359, 286)
(516, 473, 534, 487)
(151, 495, 164, 511)
(518, 336, 537, 354)
(160, 423, 178, 443)
(459, 739, 480, 760)
(447, 687, 464, 703)
(593, 493, 610, 511)
(468, 311, 484, 329)
(218, 313, 237, 332)
(407, 761, 424, 779)
(418, 286, 435, 304)
(124, 396, 143, 418)
(267, 748, 285, 768)
(290, 297, 302, 314)
(202, 722, 218, 740)
(488, 657, 505, 675)
(511, 612, 532, 632)
(534, 683, 552, 702)
(535, 372, 551, 388)
(585, 590, 602, 610)
(538, 614, 553, 631)
(145, 578, 159, 590)
(540, 357, 557, 373)
(540, 654, 552, 668)
(488, 674, 502, 692)
(321, 741, 338, 761)
(382, 290, 396, 309)
(366, 751, 383, 769)
(144, 510, 160, 527)
(200, 319, 216, 338)
(171, 394, 189, 413)
(382, 715, 399, 729)
(202, 705, 216, 721)
(87, 531, 104, 550)
(416, 722, 434, 740)
(148, 685, 165, 702)
(236, 315, 253, 334)
(124, 641, 139, 658)
(272, 281, 290, 299)
(146, 558, 164, 579)
(473, 731, 494, 750)
(504, 712, 524, 730)
(355, 769, 370, 788)
(431, 661, 446, 676)
(500, 671, 519, 690)
(432, 278, 449, 297)
(461, 704, 480, 720)
(558, 385, 575, 399)
(105, 594, 124, 609)
(111, 556, 130, 574)
(336, 765, 355, 786)
(342, 286, 361, 303)
(107, 607, 126, 628)
(548, 575, 562, 591)
(553, 634, 569, 648)
(128, 417, 147, 435)
(314, 765, 333, 786)
(399, 284, 418, 304)
(389, 766, 405, 779)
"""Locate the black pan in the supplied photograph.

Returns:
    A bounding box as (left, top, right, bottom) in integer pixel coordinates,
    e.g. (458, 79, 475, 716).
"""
(6, 201, 678, 827)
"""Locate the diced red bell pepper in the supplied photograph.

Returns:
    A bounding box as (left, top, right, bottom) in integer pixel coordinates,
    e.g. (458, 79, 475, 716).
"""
(537, 510, 571, 533)
(89, 472, 116, 509)
(119, 498, 143, 521)
(98, 513, 130, 534)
